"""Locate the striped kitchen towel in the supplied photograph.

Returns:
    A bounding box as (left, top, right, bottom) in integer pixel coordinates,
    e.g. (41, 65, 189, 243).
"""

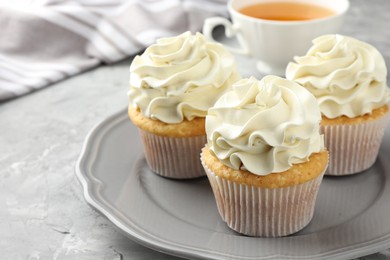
(0, 0, 228, 101)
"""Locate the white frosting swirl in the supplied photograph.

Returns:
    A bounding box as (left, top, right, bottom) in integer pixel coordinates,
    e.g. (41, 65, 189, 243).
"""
(206, 76, 324, 176)
(128, 31, 240, 124)
(286, 34, 390, 119)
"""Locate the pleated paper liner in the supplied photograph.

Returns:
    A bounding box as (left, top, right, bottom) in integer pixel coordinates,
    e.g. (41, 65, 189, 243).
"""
(321, 111, 390, 176)
(201, 151, 327, 237)
(139, 128, 207, 179)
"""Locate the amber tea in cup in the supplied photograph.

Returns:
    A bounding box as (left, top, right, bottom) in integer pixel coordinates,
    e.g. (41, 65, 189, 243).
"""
(203, 0, 349, 75)
(239, 2, 335, 21)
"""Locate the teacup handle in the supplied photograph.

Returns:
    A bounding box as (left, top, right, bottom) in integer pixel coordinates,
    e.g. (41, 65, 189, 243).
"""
(203, 17, 249, 56)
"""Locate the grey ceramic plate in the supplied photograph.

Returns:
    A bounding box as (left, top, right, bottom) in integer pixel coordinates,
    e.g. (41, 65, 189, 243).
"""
(76, 109, 390, 260)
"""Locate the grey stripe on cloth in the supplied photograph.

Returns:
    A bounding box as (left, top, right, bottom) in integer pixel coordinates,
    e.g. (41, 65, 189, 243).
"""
(0, 0, 228, 101)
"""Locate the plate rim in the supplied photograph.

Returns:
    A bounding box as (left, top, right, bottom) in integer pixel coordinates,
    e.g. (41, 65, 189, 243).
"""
(75, 108, 390, 260)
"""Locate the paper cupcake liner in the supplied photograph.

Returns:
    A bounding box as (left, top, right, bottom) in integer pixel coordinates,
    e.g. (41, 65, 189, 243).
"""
(321, 112, 390, 176)
(138, 128, 207, 179)
(201, 153, 326, 237)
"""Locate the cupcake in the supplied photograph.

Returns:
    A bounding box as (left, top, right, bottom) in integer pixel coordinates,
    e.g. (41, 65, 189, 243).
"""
(201, 76, 328, 237)
(128, 31, 240, 179)
(286, 34, 390, 176)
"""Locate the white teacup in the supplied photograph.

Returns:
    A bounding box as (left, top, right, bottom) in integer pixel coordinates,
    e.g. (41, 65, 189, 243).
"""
(203, 0, 349, 75)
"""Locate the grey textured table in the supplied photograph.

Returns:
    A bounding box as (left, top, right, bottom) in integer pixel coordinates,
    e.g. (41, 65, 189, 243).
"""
(1, 0, 390, 259)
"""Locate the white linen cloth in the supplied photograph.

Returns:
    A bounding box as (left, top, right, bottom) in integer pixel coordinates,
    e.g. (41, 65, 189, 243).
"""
(0, 0, 228, 101)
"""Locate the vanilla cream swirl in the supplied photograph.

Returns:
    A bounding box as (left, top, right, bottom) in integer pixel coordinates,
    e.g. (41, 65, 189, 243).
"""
(286, 34, 390, 119)
(206, 76, 324, 175)
(128, 31, 240, 124)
